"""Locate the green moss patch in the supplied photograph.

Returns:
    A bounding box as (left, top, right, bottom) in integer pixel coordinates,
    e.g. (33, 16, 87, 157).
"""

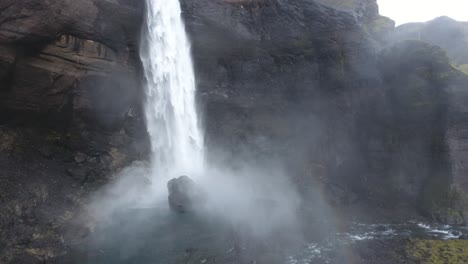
(457, 64, 468, 75)
(408, 239, 468, 264)
(370, 16, 395, 34)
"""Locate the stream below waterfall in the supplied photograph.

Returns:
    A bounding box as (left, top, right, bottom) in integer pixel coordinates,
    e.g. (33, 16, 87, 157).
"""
(72, 204, 468, 264)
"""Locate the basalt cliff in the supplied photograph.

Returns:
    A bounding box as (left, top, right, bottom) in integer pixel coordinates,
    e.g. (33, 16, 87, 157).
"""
(1, 0, 468, 263)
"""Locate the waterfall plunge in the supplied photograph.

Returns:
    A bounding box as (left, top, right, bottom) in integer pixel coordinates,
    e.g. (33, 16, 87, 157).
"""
(141, 0, 204, 181)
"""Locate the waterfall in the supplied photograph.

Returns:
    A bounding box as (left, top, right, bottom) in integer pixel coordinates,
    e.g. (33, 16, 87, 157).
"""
(140, 0, 204, 180)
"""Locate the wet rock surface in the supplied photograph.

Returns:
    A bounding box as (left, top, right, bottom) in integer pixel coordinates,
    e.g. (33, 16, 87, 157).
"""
(182, 0, 468, 223)
(168, 176, 206, 213)
(0, 0, 148, 262)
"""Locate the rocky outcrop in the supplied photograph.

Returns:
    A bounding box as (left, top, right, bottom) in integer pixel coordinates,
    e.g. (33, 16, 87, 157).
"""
(392, 17, 468, 66)
(314, 0, 378, 22)
(314, 0, 395, 42)
(168, 176, 205, 213)
(0, 0, 142, 47)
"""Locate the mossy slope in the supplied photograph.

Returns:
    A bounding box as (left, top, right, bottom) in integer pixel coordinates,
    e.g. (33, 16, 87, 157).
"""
(408, 239, 468, 264)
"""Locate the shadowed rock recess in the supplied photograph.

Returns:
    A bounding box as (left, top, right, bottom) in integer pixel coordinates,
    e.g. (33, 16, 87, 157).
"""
(1, 0, 468, 263)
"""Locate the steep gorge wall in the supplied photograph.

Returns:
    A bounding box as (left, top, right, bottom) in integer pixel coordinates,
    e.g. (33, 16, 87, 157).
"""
(0, 0, 147, 162)
(391, 18, 468, 219)
(1, 0, 468, 262)
(181, 0, 468, 222)
(0, 1, 148, 262)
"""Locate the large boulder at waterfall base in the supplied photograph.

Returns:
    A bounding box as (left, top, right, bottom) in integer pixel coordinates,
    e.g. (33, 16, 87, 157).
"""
(168, 176, 205, 213)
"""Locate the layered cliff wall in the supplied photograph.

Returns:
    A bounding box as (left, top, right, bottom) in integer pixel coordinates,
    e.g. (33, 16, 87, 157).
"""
(181, 0, 468, 222)
(0, 0, 146, 165)
(1, 0, 468, 262)
(0, 1, 148, 262)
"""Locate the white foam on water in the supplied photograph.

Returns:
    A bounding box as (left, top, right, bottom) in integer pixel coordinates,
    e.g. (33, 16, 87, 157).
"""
(417, 222, 461, 239)
(417, 223, 431, 230)
(285, 243, 328, 264)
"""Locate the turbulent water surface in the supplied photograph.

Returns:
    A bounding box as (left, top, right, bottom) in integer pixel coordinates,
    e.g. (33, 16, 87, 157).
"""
(78, 210, 468, 264)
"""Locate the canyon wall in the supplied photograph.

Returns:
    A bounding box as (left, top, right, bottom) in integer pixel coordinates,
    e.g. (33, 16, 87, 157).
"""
(0, 0, 468, 262)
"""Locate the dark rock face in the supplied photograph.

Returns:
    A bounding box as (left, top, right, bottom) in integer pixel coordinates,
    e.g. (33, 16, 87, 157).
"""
(0, 0, 148, 262)
(0, 0, 144, 123)
(0, 0, 148, 171)
(183, 0, 380, 163)
(0, 0, 143, 47)
(181, 0, 468, 222)
(313, 0, 383, 26)
(391, 16, 468, 221)
(375, 41, 466, 222)
(168, 176, 205, 213)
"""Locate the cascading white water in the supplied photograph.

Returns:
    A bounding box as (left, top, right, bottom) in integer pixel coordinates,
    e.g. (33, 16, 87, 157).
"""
(140, 0, 204, 180)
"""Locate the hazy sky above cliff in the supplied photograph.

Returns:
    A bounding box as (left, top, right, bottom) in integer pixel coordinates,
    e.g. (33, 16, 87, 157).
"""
(378, 0, 468, 25)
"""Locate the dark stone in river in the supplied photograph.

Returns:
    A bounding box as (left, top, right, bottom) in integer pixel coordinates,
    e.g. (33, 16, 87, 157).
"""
(168, 176, 205, 213)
